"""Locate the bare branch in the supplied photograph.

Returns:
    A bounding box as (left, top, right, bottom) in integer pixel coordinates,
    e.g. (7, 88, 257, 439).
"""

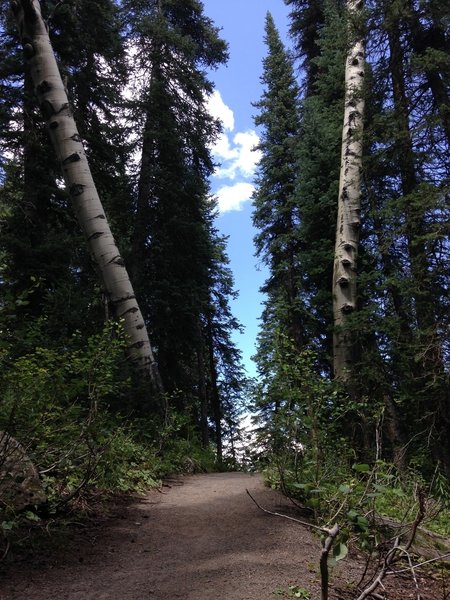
(0, 539, 10, 563)
(245, 489, 329, 533)
(387, 552, 450, 575)
(355, 538, 401, 600)
(320, 523, 340, 600)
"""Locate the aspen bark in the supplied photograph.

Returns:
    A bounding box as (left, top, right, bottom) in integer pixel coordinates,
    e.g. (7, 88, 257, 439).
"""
(11, 0, 163, 393)
(332, 0, 365, 380)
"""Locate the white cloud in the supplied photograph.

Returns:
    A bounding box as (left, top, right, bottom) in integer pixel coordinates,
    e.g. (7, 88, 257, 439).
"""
(213, 132, 239, 162)
(212, 129, 261, 181)
(206, 90, 262, 212)
(216, 130, 261, 180)
(207, 90, 234, 131)
(216, 182, 255, 213)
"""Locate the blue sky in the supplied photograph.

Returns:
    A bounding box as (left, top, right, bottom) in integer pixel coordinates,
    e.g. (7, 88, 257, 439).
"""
(201, 0, 292, 377)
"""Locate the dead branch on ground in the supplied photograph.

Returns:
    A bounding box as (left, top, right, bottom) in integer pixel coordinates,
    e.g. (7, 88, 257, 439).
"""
(246, 489, 339, 600)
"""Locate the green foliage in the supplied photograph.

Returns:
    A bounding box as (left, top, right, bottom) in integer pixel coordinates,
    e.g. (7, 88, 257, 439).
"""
(265, 438, 450, 555)
(83, 426, 158, 493)
(1, 3, 245, 546)
(0, 322, 136, 505)
(1, 320, 127, 414)
(254, 336, 449, 556)
(253, 338, 348, 472)
(151, 411, 218, 476)
(0, 323, 223, 545)
(123, 0, 230, 400)
(279, 0, 450, 483)
(252, 13, 304, 366)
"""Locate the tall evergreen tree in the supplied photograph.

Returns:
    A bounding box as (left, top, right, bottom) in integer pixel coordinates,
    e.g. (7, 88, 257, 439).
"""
(122, 0, 229, 400)
(203, 213, 246, 463)
(292, 0, 347, 371)
(252, 11, 304, 381)
(285, 0, 325, 95)
(277, 0, 449, 471)
(358, 0, 450, 470)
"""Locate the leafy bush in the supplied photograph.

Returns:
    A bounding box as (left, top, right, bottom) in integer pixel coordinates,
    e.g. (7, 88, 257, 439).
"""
(252, 339, 450, 556)
(0, 321, 139, 508)
(150, 411, 218, 476)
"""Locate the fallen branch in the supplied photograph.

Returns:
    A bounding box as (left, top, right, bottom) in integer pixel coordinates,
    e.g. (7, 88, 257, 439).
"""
(245, 489, 327, 533)
(356, 492, 427, 600)
(246, 489, 339, 600)
(386, 551, 450, 574)
(355, 538, 401, 600)
(405, 550, 421, 600)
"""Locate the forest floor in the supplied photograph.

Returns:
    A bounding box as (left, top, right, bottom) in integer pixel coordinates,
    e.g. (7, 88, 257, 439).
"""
(0, 472, 448, 599)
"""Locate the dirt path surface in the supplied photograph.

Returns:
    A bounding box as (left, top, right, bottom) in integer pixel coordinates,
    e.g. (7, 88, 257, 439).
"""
(0, 473, 447, 599)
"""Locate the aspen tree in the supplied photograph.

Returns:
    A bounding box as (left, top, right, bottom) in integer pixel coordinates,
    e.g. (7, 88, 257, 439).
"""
(11, 0, 163, 393)
(332, 0, 365, 380)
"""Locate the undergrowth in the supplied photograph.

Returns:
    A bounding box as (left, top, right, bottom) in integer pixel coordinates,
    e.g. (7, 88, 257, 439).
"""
(0, 322, 219, 556)
(251, 344, 450, 545)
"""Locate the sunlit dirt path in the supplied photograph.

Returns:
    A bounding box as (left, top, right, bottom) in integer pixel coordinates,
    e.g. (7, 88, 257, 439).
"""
(1, 472, 444, 599)
(0, 473, 337, 599)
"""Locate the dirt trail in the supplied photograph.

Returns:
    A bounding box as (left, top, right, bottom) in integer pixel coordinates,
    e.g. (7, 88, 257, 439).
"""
(0, 473, 446, 599)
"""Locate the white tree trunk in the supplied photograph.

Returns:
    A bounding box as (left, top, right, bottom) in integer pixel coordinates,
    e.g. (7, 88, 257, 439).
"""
(332, 0, 365, 381)
(11, 0, 163, 393)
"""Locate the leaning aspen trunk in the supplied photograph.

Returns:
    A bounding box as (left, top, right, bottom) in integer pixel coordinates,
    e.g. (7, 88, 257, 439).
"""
(332, 0, 365, 381)
(11, 0, 164, 394)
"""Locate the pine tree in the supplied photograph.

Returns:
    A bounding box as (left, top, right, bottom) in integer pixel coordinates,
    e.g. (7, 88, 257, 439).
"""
(123, 0, 229, 398)
(292, 0, 347, 372)
(252, 12, 304, 375)
(1, 0, 77, 336)
(359, 0, 450, 471)
(285, 0, 325, 95)
(280, 0, 450, 474)
(204, 216, 246, 463)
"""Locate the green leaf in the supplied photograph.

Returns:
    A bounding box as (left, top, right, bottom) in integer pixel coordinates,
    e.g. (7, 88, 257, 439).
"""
(373, 484, 387, 492)
(332, 542, 348, 562)
(356, 516, 369, 529)
(352, 463, 370, 473)
(24, 511, 41, 522)
(307, 497, 320, 508)
(347, 509, 359, 521)
(339, 484, 352, 494)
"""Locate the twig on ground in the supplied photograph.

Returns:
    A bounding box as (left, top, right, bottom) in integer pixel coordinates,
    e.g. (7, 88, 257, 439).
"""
(245, 489, 327, 533)
(405, 550, 421, 600)
(0, 539, 10, 562)
(246, 489, 339, 600)
(356, 538, 401, 600)
(386, 551, 450, 574)
(357, 491, 428, 600)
